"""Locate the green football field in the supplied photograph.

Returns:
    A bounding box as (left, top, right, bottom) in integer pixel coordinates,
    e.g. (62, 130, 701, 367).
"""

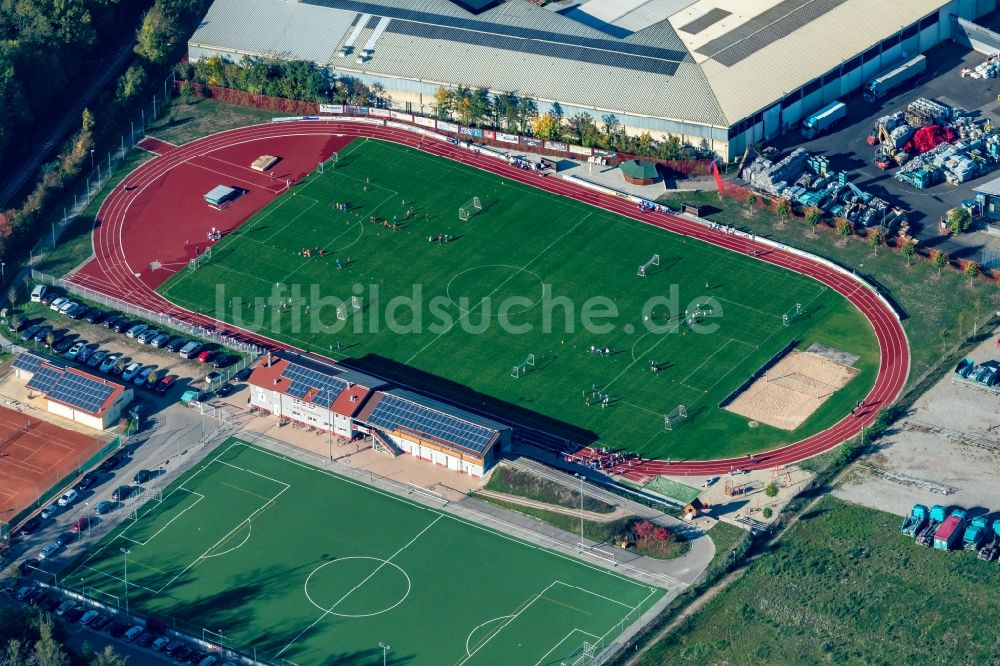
(158, 139, 878, 460)
(65, 440, 662, 665)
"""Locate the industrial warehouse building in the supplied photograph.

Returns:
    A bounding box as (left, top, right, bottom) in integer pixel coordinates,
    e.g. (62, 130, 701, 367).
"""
(247, 351, 511, 476)
(189, 0, 998, 159)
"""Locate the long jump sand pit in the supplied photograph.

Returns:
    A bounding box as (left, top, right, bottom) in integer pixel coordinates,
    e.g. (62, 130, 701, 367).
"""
(0, 405, 109, 529)
(725, 350, 858, 430)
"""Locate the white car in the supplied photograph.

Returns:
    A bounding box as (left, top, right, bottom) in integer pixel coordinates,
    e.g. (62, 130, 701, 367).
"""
(151, 637, 170, 652)
(58, 300, 78, 315)
(57, 489, 79, 507)
(123, 625, 144, 642)
(79, 610, 99, 626)
(30, 285, 46, 303)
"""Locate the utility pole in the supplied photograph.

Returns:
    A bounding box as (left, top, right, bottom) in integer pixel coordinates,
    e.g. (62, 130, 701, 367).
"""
(574, 473, 585, 551)
(121, 547, 130, 614)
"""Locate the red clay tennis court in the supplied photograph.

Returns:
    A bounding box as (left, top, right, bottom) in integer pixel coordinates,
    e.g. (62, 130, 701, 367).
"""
(0, 405, 111, 530)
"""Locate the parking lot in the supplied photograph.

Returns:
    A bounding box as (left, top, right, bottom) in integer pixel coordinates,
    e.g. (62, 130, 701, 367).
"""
(772, 39, 1000, 262)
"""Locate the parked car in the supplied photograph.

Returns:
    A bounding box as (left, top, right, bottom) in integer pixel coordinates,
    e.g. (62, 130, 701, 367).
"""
(215, 382, 236, 398)
(94, 500, 118, 515)
(136, 328, 159, 344)
(56, 532, 76, 547)
(6, 317, 28, 333)
(67, 304, 90, 320)
(90, 614, 112, 631)
(134, 365, 156, 386)
(57, 489, 78, 507)
(110, 357, 130, 376)
(31, 326, 53, 343)
(84, 309, 106, 324)
(76, 344, 98, 363)
(196, 350, 215, 364)
(86, 350, 108, 368)
(123, 626, 144, 642)
(72, 516, 97, 533)
(41, 330, 67, 349)
(150, 333, 172, 348)
(133, 469, 155, 484)
(179, 341, 203, 359)
(125, 323, 148, 339)
(18, 559, 40, 576)
(78, 610, 99, 627)
(155, 375, 177, 394)
(108, 619, 130, 637)
(151, 637, 171, 652)
(55, 600, 76, 616)
(205, 371, 223, 385)
(19, 323, 42, 341)
(99, 453, 123, 472)
(40, 504, 59, 519)
(49, 297, 68, 311)
(167, 338, 189, 353)
(76, 471, 100, 491)
(211, 354, 237, 369)
(53, 335, 78, 353)
(122, 362, 143, 381)
(38, 542, 61, 559)
(136, 632, 155, 648)
(172, 645, 193, 661)
(57, 300, 78, 315)
(64, 342, 86, 360)
(62, 606, 85, 623)
(98, 353, 121, 373)
(111, 485, 133, 501)
(30, 285, 47, 303)
(113, 319, 135, 333)
(163, 640, 184, 656)
(17, 517, 41, 537)
(103, 313, 126, 329)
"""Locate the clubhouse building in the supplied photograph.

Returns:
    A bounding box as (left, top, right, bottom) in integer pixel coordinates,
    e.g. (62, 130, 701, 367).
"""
(247, 351, 510, 476)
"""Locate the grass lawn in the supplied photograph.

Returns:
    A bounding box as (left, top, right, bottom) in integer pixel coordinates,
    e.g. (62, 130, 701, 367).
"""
(637, 496, 1000, 665)
(656, 190, 1000, 392)
(65, 439, 662, 665)
(644, 477, 702, 504)
(147, 98, 277, 146)
(157, 139, 879, 460)
(484, 465, 616, 513)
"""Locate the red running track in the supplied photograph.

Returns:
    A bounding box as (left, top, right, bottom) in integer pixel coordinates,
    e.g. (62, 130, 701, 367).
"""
(70, 121, 910, 477)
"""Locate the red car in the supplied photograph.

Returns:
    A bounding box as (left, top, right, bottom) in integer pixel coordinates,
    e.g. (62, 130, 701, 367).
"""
(71, 516, 96, 533)
(196, 350, 215, 364)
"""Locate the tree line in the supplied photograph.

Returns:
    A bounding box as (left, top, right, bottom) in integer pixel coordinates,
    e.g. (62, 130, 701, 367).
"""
(176, 55, 710, 161)
(0, 0, 212, 272)
(0, 605, 125, 666)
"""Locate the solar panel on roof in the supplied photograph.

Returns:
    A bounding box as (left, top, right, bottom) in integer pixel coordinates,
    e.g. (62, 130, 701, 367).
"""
(365, 394, 495, 454)
(47, 373, 115, 414)
(281, 363, 349, 404)
(13, 353, 44, 374)
(26, 365, 62, 393)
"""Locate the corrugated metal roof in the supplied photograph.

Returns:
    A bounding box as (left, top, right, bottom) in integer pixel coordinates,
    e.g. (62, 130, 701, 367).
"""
(190, 0, 357, 63)
(694, 0, 947, 122)
(974, 175, 1000, 197)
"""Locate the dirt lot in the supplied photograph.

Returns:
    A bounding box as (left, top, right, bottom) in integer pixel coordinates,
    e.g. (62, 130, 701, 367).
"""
(835, 334, 1000, 516)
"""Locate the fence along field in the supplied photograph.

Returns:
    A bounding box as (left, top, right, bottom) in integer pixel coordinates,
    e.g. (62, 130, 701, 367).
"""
(155, 138, 879, 461)
(65, 440, 663, 664)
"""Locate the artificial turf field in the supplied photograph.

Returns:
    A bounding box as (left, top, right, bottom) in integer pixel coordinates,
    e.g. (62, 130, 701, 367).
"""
(66, 440, 662, 665)
(158, 138, 878, 460)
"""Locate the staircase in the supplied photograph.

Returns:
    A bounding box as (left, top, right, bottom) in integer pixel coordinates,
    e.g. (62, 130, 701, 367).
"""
(371, 428, 404, 457)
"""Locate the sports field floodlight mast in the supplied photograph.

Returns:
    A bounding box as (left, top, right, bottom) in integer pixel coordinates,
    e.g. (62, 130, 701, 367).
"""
(379, 641, 390, 666)
(121, 547, 130, 614)
(574, 473, 585, 552)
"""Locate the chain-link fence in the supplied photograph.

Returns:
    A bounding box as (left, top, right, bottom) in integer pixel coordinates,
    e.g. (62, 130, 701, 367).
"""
(27, 73, 176, 271)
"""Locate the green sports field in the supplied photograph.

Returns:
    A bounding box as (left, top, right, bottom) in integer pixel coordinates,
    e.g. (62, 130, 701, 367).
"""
(65, 440, 662, 664)
(158, 139, 878, 460)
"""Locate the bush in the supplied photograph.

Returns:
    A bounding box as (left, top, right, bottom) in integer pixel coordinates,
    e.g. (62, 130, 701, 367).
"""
(764, 483, 779, 498)
(762, 506, 773, 519)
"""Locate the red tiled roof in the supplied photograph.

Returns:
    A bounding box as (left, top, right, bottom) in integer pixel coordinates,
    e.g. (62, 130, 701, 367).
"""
(248, 357, 291, 391)
(331, 385, 371, 418)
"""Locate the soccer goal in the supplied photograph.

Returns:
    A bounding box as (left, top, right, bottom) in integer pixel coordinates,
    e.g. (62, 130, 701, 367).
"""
(562, 642, 598, 666)
(316, 152, 338, 173)
(458, 197, 482, 221)
(336, 295, 364, 321)
(637, 254, 660, 277)
(511, 353, 535, 378)
(782, 303, 804, 326)
(664, 404, 688, 431)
